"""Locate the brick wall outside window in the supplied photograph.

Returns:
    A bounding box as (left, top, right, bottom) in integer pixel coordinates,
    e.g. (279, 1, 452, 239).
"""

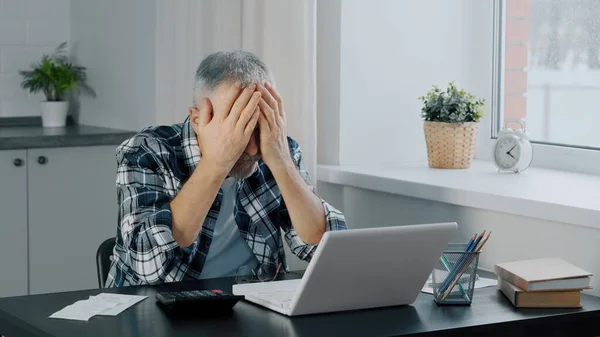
(503, 0, 530, 128)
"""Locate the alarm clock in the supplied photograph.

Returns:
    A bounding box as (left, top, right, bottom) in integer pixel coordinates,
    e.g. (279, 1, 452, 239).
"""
(492, 120, 533, 173)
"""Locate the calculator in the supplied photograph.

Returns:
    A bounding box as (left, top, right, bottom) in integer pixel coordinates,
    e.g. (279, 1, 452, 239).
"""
(155, 289, 244, 316)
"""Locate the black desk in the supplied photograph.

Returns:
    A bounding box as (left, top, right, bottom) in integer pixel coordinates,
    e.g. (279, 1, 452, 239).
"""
(1, 272, 600, 337)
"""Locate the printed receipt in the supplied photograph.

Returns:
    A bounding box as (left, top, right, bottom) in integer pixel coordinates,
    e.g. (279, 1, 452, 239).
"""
(49, 293, 147, 321)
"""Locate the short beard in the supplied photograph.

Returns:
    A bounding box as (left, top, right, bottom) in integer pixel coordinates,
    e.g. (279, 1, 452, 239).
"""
(229, 153, 261, 180)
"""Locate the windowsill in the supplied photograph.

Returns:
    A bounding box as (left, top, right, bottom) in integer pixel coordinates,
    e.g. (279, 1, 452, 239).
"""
(317, 160, 600, 230)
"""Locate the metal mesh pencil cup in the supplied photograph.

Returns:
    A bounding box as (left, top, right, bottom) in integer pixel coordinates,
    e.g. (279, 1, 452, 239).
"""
(431, 243, 480, 305)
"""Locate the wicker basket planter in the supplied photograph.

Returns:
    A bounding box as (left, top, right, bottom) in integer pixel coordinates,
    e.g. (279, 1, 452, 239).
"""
(423, 121, 478, 169)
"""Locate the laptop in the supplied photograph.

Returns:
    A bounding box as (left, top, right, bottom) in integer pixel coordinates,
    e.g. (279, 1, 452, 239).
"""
(232, 222, 457, 316)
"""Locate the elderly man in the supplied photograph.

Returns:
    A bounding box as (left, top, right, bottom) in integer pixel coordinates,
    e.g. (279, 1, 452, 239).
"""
(105, 51, 346, 287)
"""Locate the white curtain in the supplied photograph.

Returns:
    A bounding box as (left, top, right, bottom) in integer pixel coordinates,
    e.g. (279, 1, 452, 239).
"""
(156, 0, 318, 182)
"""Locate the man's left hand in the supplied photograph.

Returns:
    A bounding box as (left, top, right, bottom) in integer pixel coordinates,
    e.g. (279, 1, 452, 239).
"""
(257, 82, 293, 170)
(256, 82, 327, 244)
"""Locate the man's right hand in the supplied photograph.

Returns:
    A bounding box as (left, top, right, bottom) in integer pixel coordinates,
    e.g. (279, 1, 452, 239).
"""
(192, 82, 262, 175)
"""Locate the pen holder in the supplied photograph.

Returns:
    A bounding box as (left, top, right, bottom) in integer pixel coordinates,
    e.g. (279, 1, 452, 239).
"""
(432, 243, 480, 305)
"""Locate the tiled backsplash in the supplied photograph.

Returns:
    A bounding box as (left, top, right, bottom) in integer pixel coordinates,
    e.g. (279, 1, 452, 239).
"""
(0, 0, 70, 117)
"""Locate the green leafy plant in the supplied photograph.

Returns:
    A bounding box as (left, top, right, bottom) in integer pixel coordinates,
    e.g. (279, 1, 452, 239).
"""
(419, 81, 485, 123)
(19, 42, 95, 102)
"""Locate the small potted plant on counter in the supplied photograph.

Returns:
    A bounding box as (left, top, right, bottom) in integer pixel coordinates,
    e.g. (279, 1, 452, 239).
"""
(419, 81, 485, 169)
(19, 42, 95, 128)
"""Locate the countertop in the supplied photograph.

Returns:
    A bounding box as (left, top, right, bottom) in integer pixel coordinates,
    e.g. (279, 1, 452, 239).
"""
(0, 124, 137, 150)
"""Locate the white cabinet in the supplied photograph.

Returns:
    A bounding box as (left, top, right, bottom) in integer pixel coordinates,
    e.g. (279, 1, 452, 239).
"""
(0, 150, 28, 297)
(0, 145, 118, 297)
(27, 146, 118, 295)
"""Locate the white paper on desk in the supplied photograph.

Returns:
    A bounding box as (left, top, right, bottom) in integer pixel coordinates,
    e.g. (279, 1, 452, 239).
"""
(421, 274, 498, 294)
(49, 298, 118, 321)
(91, 293, 148, 316)
(48, 294, 148, 321)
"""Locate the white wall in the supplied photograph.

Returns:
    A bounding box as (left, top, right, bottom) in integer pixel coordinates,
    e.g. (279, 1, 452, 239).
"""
(338, 0, 472, 167)
(318, 182, 600, 296)
(70, 0, 157, 131)
(0, 0, 159, 129)
(316, 0, 496, 166)
(0, 0, 70, 118)
(316, 0, 341, 166)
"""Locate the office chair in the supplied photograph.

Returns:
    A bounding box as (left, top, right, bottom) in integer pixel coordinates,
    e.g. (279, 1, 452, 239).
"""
(96, 237, 116, 288)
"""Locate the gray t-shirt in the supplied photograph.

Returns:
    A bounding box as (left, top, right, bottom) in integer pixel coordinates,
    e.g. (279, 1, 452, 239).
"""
(199, 177, 259, 279)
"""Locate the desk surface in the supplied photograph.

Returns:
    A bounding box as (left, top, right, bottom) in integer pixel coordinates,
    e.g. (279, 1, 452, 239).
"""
(1, 271, 599, 337)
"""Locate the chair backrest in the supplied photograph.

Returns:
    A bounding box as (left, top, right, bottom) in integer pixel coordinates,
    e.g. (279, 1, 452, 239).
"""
(96, 237, 116, 288)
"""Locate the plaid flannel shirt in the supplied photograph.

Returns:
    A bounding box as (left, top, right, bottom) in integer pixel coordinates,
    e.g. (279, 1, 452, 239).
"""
(105, 117, 347, 287)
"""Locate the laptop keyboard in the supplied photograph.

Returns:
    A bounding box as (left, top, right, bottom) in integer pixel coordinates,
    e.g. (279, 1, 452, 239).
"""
(255, 290, 296, 308)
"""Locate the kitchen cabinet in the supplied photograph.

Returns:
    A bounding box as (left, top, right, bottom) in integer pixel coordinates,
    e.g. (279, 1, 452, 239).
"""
(28, 146, 118, 295)
(0, 145, 120, 297)
(0, 123, 134, 297)
(0, 150, 28, 297)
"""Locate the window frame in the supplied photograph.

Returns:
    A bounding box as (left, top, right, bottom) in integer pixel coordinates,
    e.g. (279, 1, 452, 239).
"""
(474, 0, 600, 176)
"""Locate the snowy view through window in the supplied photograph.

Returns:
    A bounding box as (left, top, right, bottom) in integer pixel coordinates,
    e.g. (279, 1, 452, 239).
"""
(502, 0, 600, 149)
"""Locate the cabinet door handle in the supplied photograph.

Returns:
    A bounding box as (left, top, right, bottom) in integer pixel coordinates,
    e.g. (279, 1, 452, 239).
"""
(13, 158, 24, 167)
(37, 156, 48, 165)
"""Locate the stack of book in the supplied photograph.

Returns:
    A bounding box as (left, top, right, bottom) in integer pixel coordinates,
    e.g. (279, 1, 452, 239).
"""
(494, 258, 593, 308)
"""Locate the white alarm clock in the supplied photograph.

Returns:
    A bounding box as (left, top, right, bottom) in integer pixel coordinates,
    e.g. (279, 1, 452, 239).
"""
(493, 120, 533, 173)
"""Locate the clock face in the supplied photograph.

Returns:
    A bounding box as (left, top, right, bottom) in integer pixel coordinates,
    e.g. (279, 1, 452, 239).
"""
(494, 136, 521, 170)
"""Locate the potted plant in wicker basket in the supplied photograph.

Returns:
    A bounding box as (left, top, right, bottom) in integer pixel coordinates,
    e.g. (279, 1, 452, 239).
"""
(419, 81, 485, 169)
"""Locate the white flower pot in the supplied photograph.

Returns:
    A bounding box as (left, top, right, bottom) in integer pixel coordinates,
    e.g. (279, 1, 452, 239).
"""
(40, 101, 69, 127)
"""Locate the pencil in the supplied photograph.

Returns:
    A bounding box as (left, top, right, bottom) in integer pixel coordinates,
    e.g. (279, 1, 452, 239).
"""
(440, 255, 468, 299)
(465, 233, 477, 251)
(441, 231, 484, 292)
(441, 231, 492, 300)
(438, 233, 477, 294)
(471, 231, 486, 251)
(474, 231, 491, 252)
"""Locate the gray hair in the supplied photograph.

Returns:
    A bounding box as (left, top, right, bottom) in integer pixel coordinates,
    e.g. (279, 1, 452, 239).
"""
(193, 51, 275, 102)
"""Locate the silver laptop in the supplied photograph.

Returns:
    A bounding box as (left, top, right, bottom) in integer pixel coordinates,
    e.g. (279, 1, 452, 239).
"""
(232, 222, 457, 316)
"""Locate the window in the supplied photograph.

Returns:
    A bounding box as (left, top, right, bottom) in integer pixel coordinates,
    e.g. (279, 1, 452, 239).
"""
(488, 0, 600, 174)
(500, 0, 600, 149)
